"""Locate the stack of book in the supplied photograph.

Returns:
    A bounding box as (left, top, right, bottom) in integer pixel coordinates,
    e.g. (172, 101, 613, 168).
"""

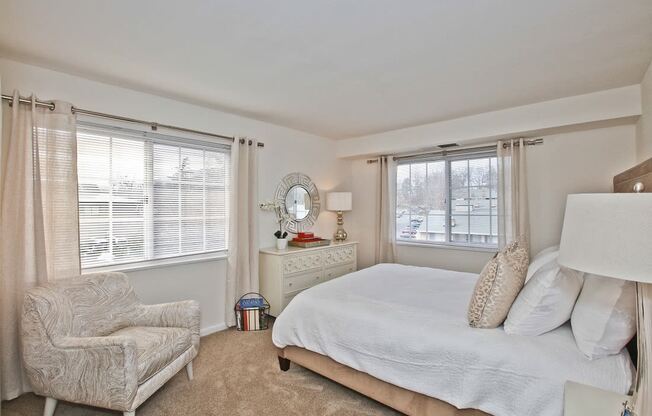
(238, 308, 262, 331)
(235, 297, 268, 331)
(288, 232, 330, 248)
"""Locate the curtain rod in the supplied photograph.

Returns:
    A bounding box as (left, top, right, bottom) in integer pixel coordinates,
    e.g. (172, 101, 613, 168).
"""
(366, 138, 543, 164)
(1, 93, 265, 147)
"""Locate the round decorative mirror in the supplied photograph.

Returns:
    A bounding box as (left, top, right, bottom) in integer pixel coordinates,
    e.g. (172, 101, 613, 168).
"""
(275, 173, 320, 233)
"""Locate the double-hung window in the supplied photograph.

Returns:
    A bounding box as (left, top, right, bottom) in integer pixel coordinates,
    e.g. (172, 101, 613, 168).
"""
(77, 123, 230, 270)
(396, 150, 498, 248)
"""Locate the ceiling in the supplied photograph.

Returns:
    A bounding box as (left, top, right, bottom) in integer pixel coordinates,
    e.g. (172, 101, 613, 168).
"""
(1, 1, 651, 139)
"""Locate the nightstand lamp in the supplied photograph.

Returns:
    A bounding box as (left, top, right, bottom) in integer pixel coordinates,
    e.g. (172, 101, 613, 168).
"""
(326, 192, 352, 242)
(558, 193, 652, 416)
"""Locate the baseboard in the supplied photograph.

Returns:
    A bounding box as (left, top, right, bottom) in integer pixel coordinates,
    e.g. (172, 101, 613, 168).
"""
(200, 323, 228, 337)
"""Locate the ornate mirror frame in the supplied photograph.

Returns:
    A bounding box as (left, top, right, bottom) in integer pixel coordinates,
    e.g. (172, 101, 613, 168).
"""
(274, 172, 320, 233)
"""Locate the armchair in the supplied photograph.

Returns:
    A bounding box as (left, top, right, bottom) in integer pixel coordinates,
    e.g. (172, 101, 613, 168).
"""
(21, 272, 200, 416)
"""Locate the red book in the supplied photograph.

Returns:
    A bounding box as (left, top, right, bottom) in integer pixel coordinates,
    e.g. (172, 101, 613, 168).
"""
(297, 232, 314, 239)
(292, 237, 323, 242)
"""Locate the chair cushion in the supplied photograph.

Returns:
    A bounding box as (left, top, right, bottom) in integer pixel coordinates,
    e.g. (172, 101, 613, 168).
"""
(109, 326, 192, 383)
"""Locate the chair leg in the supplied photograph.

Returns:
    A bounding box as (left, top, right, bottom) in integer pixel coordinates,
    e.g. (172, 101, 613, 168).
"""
(43, 397, 58, 416)
(123, 412, 135, 416)
(185, 361, 194, 381)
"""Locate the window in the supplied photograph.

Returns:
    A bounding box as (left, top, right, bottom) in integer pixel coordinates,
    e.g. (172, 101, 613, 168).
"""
(77, 123, 230, 269)
(396, 151, 498, 248)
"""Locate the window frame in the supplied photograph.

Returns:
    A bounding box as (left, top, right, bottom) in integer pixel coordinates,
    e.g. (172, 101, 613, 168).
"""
(395, 149, 498, 251)
(77, 120, 231, 272)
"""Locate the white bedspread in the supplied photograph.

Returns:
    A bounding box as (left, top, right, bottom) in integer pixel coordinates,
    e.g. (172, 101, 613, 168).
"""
(272, 264, 634, 416)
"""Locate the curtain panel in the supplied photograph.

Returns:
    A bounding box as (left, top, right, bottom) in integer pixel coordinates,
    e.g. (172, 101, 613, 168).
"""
(0, 92, 80, 400)
(496, 138, 530, 249)
(225, 138, 259, 327)
(375, 156, 397, 264)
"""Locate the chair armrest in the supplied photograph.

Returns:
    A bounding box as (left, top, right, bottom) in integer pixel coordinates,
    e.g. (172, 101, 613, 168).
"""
(134, 300, 200, 339)
(25, 335, 139, 411)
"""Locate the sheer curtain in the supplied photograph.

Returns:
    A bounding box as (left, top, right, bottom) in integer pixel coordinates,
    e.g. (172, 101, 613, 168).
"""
(225, 138, 259, 327)
(496, 138, 529, 248)
(375, 156, 397, 263)
(0, 92, 80, 400)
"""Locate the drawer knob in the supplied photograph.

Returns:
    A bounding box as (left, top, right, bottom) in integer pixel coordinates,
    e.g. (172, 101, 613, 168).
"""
(288, 282, 293, 287)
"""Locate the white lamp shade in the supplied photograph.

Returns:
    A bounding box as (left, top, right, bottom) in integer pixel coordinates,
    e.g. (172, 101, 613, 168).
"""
(558, 193, 652, 283)
(326, 192, 352, 211)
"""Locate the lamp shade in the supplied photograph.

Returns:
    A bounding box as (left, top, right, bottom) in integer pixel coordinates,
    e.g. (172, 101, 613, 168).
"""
(326, 192, 352, 211)
(558, 193, 652, 283)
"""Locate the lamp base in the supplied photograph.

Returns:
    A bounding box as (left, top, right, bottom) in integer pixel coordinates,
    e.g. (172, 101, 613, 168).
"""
(334, 227, 348, 242)
(334, 210, 348, 241)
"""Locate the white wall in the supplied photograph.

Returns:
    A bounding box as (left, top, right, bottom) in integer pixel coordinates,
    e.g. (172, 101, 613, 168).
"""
(527, 125, 636, 255)
(636, 60, 652, 161)
(349, 125, 637, 273)
(0, 57, 351, 334)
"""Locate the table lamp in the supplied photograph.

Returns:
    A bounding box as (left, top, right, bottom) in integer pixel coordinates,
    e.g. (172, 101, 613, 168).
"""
(326, 192, 352, 242)
(558, 193, 652, 416)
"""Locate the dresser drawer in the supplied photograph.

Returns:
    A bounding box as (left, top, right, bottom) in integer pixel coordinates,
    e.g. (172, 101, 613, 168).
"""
(324, 263, 356, 281)
(323, 245, 356, 267)
(284, 270, 323, 294)
(283, 253, 323, 275)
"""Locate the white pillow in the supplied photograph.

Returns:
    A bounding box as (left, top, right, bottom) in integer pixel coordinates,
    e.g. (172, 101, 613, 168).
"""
(525, 245, 559, 283)
(504, 249, 584, 336)
(571, 274, 636, 360)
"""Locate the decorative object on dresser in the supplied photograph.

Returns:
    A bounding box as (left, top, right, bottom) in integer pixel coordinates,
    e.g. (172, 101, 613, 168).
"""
(326, 192, 353, 241)
(259, 200, 289, 250)
(259, 241, 358, 316)
(21, 272, 200, 416)
(273, 172, 321, 233)
(289, 231, 330, 248)
(558, 193, 652, 416)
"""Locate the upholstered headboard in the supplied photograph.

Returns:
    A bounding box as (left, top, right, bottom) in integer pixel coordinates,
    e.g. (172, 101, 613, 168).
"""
(613, 157, 652, 365)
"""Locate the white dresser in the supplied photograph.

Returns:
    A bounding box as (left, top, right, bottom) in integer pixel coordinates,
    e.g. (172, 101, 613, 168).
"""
(260, 241, 358, 316)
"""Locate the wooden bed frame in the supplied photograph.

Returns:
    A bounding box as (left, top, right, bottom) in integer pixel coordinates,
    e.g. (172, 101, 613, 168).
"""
(275, 157, 651, 416)
(276, 346, 488, 416)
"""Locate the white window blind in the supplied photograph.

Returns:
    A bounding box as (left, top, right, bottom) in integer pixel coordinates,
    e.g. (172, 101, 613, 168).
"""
(396, 151, 498, 248)
(77, 123, 230, 269)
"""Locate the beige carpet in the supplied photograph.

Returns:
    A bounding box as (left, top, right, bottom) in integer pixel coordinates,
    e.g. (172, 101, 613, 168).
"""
(2, 326, 399, 416)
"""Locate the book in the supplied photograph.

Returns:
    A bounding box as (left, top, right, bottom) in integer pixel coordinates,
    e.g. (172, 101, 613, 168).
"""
(288, 239, 331, 248)
(291, 237, 322, 242)
(238, 297, 266, 309)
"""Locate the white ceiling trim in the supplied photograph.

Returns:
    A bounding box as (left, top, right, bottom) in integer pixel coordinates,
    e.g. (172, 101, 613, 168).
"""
(336, 85, 642, 158)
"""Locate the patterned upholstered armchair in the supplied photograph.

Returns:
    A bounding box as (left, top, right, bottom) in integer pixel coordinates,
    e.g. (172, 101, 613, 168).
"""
(21, 272, 200, 416)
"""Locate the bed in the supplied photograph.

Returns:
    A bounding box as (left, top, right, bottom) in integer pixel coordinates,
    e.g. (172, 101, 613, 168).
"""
(273, 162, 651, 416)
(272, 264, 634, 416)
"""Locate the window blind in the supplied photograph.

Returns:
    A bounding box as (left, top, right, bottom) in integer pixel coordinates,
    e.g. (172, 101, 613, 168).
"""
(77, 124, 230, 269)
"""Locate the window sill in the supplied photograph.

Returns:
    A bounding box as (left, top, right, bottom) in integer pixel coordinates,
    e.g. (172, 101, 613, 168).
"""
(83, 251, 228, 274)
(396, 241, 498, 253)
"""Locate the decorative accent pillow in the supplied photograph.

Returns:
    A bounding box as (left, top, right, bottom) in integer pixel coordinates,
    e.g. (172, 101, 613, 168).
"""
(468, 240, 529, 328)
(571, 274, 636, 360)
(504, 248, 584, 336)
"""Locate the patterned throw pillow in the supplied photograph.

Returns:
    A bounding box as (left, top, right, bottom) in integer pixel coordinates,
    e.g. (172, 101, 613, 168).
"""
(468, 240, 530, 328)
